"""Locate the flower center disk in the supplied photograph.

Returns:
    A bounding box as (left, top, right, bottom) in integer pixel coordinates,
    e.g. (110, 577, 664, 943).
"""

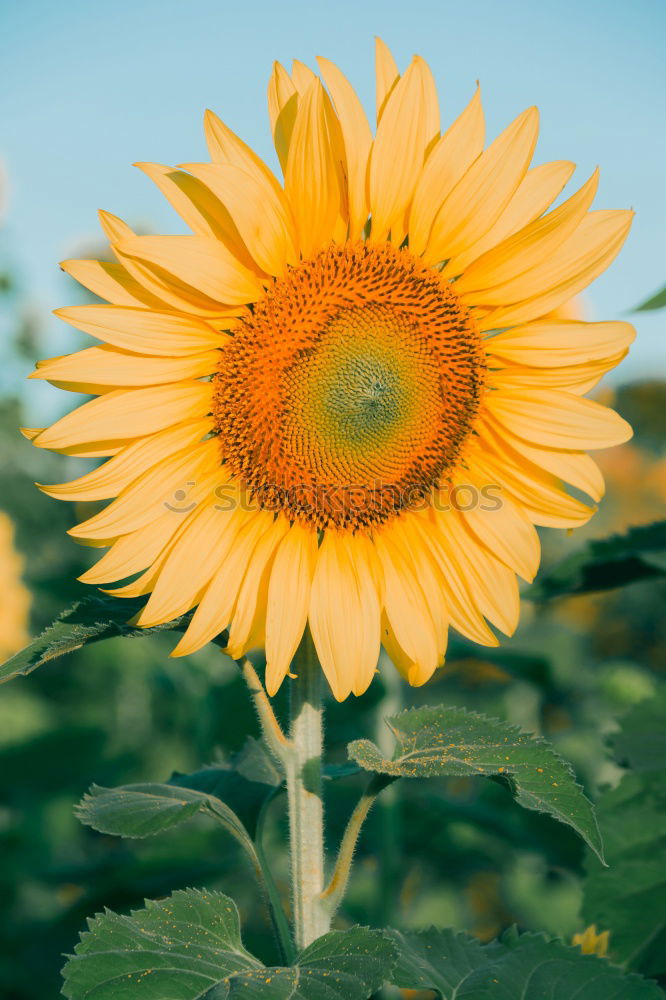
(213, 242, 486, 529)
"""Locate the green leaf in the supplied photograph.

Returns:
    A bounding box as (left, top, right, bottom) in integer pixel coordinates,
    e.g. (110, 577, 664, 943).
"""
(222, 928, 397, 1000)
(0, 594, 226, 685)
(349, 705, 604, 861)
(62, 889, 396, 1000)
(524, 522, 666, 601)
(389, 928, 664, 1000)
(61, 888, 262, 1000)
(583, 692, 666, 974)
(233, 736, 284, 787)
(388, 927, 494, 994)
(610, 689, 666, 774)
(636, 284, 666, 311)
(457, 930, 664, 1000)
(76, 779, 258, 864)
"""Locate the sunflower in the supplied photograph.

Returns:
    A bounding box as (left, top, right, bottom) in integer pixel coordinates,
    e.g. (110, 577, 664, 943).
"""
(28, 40, 634, 701)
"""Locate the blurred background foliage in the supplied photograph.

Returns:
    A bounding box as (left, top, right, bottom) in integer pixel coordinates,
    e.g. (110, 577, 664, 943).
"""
(1, 210, 665, 999)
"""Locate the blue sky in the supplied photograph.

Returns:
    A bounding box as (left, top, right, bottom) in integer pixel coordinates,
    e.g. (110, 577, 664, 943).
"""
(1, 0, 664, 420)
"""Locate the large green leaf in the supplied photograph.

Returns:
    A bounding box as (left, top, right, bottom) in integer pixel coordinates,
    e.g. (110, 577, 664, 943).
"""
(525, 522, 666, 601)
(62, 889, 396, 1000)
(0, 594, 224, 685)
(583, 693, 666, 974)
(390, 927, 664, 1000)
(349, 705, 604, 860)
(61, 888, 262, 999)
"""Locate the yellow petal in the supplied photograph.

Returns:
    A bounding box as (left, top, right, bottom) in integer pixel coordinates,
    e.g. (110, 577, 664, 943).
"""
(486, 319, 635, 367)
(291, 59, 317, 93)
(369, 58, 428, 242)
(380, 613, 435, 687)
(375, 37, 400, 123)
(34, 381, 213, 452)
(409, 85, 485, 257)
(265, 523, 318, 697)
(468, 427, 597, 528)
(345, 533, 383, 696)
(444, 159, 575, 277)
(317, 56, 372, 241)
(203, 109, 285, 199)
(424, 107, 539, 265)
(54, 304, 226, 356)
(78, 511, 184, 585)
(170, 510, 273, 657)
(183, 162, 297, 276)
(308, 531, 381, 701)
(137, 496, 248, 627)
(285, 78, 345, 257)
(459, 169, 603, 300)
(69, 437, 219, 540)
(39, 418, 212, 501)
(411, 512, 499, 647)
(417, 55, 440, 150)
(392, 516, 449, 665)
(267, 62, 299, 174)
(99, 212, 241, 318)
(493, 429, 606, 503)
(134, 161, 257, 272)
(489, 352, 628, 395)
(455, 167, 598, 295)
(486, 387, 633, 449)
(452, 473, 541, 582)
(436, 511, 520, 636)
(31, 345, 218, 390)
(116, 234, 264, 306)
(374, 523, 439, 673)
(478, 209, 634, 328)
(60, 258, 167, 309)
(226, 515, 290, 659)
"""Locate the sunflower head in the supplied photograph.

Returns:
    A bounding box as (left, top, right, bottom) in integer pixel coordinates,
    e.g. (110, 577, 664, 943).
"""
(30, 40, 634, 700)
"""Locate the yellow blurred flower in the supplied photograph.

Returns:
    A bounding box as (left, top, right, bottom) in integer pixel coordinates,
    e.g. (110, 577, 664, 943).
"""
(0, 512, 30, 659)
(572, 924, 610, 957)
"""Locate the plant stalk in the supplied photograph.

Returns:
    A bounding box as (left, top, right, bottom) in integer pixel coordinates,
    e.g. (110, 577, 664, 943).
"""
(287, 631, 329, 950)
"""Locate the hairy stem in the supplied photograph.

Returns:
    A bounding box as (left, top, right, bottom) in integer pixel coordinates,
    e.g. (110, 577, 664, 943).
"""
(287, 632, 329, 950)
(320, 774, 396, 918)
(239, 656, 291, 765)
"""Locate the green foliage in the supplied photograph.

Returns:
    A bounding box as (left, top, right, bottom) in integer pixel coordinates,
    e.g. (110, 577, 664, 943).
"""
(0, 594, 216, 685)
(390, 927, 664, 999)
(525, 521, 666, 600)
(61, 888, 262, 999)
(223, 929, 397, 1000)
(583, 692, 666, 975)
(62, 889, 396, 1000)
(349, 705, 603, 860)
(636, 285, 666, 311)
(77, 781, 258, 860)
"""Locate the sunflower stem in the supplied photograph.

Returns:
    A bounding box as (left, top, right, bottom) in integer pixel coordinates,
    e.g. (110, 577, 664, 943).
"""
(287, 630, 329, 950)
